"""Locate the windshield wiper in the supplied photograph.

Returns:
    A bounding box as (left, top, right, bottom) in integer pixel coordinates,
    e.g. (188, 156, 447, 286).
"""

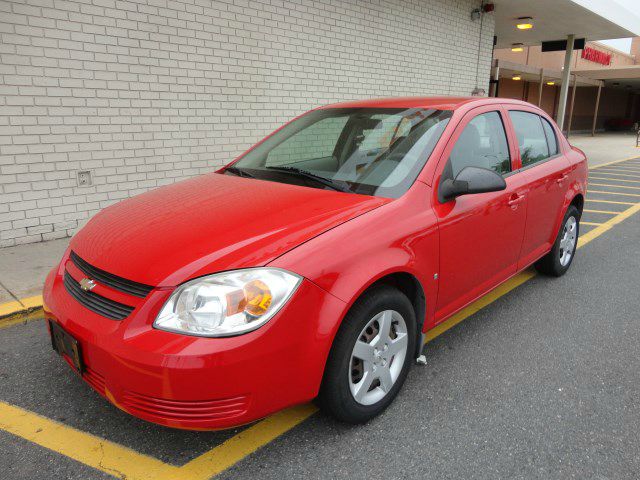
(265, 166, 352, 193)
(224, 166, 255, 178)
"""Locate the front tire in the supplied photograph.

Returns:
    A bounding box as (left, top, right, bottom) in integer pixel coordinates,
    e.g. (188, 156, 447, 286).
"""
(535, 205, 580, 277)
(318, 285, 416, 424)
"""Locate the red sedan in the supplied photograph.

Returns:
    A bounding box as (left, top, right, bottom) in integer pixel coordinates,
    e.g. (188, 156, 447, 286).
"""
(43, 97, 587, 429)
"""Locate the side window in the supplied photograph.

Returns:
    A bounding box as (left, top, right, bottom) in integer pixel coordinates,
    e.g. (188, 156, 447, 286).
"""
(541, 117, 559, 156)
(447, 111, 511, 178)
(509, 111, 550, 167)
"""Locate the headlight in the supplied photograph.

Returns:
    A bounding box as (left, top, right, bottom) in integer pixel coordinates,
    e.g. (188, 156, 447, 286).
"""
(154, 268, 302, 337)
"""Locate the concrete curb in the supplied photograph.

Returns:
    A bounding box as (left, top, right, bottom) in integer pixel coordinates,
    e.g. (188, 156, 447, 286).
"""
(0, 296, 43, 326)
(0, 309, 44, 330)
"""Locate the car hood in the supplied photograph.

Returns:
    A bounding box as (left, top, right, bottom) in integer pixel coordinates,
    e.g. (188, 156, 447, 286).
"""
(70, 173, 389, 286)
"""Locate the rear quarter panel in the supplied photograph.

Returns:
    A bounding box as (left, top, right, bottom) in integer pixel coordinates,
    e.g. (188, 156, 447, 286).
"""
(559, 138, 588, 232)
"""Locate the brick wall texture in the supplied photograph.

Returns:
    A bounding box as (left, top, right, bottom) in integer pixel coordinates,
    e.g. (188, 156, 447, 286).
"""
(0, 0, 494, 247)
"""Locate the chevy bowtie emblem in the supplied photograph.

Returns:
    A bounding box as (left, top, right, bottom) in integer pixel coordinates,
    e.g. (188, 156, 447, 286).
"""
(79, 278, 97, 292)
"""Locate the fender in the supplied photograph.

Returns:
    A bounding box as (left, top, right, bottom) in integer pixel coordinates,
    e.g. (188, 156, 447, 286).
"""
(269, 181, 439, 350)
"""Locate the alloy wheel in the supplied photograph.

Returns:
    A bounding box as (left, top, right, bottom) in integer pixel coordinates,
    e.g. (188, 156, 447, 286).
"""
(559, 216, 577, 267)
(349, 310, 408, 406)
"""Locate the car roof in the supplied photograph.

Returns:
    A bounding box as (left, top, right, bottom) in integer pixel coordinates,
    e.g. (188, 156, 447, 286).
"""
(320, 96, 534, 111)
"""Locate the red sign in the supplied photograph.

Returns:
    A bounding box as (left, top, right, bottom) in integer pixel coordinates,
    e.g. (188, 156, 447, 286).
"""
(581, 47, 611, 66)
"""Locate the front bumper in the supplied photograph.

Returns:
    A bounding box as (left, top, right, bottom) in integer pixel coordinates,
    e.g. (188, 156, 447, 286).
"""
(43, 263, 346, 430)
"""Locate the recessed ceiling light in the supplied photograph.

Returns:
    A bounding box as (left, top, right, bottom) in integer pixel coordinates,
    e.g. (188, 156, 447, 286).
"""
(512, 74, 522, 81)
(516, 17, 534, 30)
(546, 81, 555, 86)
(511, 43, 524, 52)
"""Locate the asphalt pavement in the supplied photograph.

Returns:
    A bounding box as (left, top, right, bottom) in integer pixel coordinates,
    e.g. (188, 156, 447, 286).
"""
(216, 209, 640, 480)
(3, 153, 640, 479)
(1, 206, 639, 479)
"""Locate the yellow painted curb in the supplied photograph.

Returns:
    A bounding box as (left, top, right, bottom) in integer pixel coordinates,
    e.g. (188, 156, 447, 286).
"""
(0, 295, 44, 326)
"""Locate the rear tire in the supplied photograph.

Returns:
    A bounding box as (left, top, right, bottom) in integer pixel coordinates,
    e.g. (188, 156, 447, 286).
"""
(535, 205, 580, 277)
(318, 285, 416, 424)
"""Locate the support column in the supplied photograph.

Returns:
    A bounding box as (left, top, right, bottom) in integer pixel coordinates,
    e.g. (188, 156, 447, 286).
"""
(566, 74, 577, 139)
(537, 68, 544, 107)
(591, 83, 602, 136)
(491, 65, 500, 97)
(556, 34, 575, 131)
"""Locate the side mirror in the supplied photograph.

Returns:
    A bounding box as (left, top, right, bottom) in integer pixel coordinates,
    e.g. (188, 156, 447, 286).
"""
(439, 166, 506, 202)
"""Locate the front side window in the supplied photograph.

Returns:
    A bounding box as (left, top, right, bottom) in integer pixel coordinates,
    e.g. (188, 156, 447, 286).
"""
(509, 111, 551, 167)
(446, 111, 511, 179)
(229, 108, 452, 198)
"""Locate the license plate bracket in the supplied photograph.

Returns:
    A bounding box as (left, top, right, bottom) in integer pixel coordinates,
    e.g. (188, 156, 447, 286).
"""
(49, 320, 84, 374)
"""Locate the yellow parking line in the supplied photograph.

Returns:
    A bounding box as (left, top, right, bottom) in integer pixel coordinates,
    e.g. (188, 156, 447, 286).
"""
(424, 270, 536, 343)
(0, 401, 181, 480)
(589, 183, 640, 190)
(0, 399, 317, 480)
(599, 160, 640, 167)
(589, 176, 640, 184)
(580, 221, 602, 226)
(589, 155, 640, 169)
(597, 165, 640, 170)
(596, 168, 640, 176)
(578, 202, 640, 247)
(583, 209, 620, 215)
(179, 404, 318, 479)
(588, 190, 640, 197)
(605, 164, 640, 169)
(585, 199, 635, 205)
(588, 171, 640, 179)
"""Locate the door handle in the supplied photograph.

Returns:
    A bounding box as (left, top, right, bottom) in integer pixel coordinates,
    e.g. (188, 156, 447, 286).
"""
(507, 193, 525, 208)
(556, 174, 569, 185)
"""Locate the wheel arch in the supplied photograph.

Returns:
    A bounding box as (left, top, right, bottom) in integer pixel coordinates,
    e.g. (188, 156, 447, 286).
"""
(569, 192, 584, 218)
(348, 270, 427, 359)
(552, 184, 586, 241)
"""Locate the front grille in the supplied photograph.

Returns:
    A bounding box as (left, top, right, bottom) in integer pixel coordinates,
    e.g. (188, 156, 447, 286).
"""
(70, 251, 154, 298)
(63, 272, 134, 320)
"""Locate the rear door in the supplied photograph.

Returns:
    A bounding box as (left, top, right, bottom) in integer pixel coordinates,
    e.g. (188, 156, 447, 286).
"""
(506, 109, 571, 268)
(432, 105, 528, 322)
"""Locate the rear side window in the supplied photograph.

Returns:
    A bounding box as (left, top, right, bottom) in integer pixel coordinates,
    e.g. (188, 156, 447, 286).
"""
(448, 111, 511, 178)
(509, 111, 550, 167)
(541, 117, 559, 156)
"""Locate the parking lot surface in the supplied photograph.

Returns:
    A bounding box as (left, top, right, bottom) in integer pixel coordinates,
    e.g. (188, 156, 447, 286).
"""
(1, 157, 640, 479)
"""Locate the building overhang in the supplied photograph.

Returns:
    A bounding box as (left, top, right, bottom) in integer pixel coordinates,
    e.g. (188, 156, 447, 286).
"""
(493, 59, 604, 88)
(575, 66, 640, 90)
(492, 0, 640, 49)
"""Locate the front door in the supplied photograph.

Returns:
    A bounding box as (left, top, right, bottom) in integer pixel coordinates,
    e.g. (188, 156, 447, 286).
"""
(432, 106, 528, 322)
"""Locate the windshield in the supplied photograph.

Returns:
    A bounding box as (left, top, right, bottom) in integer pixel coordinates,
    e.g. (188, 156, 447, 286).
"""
(228, 107, 452, 198)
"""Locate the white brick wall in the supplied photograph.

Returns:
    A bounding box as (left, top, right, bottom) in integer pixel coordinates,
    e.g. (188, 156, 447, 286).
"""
(0, 0, 494, 247)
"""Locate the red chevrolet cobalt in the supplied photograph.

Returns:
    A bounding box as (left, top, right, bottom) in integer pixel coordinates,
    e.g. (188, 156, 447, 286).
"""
(43, 97, 587, 429)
